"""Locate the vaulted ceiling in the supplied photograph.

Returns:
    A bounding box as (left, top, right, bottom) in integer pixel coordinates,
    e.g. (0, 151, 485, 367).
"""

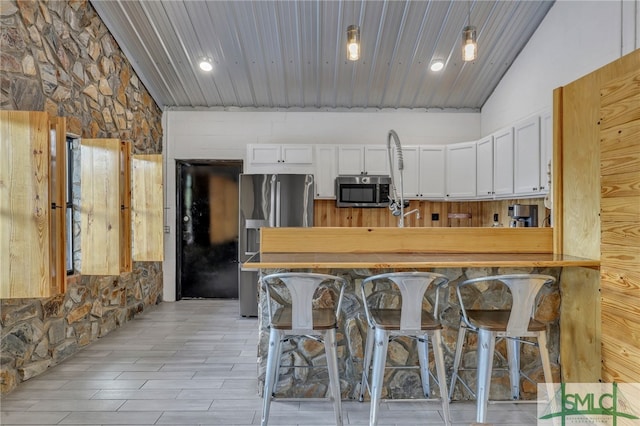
(90, 0, 554, 111)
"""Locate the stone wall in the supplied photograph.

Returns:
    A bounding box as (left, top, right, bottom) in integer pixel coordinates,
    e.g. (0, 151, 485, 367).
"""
(0, 0, 163, 394)
(258, 267, 562, 401)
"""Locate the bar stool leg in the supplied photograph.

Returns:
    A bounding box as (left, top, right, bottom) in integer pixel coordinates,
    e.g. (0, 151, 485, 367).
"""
(369, 328, 389, 426)
(359, 323, 375, 402)
(431, 330, 452, 426)
(324, 329, 343, 426)
(506, 337, 521, 400)
(476, 328, 496, 424)
(417, 335, 431, 398)
(449, 322, 467, 400)
(262, 328, 283, 426)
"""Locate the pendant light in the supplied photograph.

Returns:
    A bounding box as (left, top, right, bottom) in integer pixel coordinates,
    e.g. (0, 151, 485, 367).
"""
(347, 25, 360, 61)
(462, 1, 477, 62)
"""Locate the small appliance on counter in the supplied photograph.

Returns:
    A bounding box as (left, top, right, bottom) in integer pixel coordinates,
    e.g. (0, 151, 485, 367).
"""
(508, 204, 538, 227)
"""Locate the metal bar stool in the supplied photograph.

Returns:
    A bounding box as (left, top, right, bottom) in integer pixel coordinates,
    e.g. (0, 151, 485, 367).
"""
(449, 274, 556, 424)
(359, 272, 451, 426)
(260, 272, 347, 426)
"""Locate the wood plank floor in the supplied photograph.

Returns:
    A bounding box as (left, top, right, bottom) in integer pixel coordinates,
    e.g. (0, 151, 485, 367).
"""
(0, 299, 539, 425)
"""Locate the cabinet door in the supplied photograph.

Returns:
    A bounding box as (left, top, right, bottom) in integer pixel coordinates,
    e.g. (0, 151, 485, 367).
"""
(446, 142, 476, 199)
(281, 145, 313, 164)
(539, 110, 552, 193)
(493, 127, 514, 196)
(81, 138, 128, 275)
(132, 154, 164, 261)
(397, 145, 419, 198)
(1, 111, 54, 298)
(338, 145, 364, 175)
(247, 144, 282, 164)
(514, 115, 541, 195)
(476, 136, 494, 198)
(364, 145, 390, 175)
(419, 145, 446, 199)
(314, 145, 338, 198)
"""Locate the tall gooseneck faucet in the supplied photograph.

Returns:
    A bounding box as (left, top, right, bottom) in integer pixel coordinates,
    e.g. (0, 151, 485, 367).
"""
(387, 129, 406, 227)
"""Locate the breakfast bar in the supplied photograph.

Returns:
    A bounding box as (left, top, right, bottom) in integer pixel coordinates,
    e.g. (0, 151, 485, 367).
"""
(245, 227, 600, 402)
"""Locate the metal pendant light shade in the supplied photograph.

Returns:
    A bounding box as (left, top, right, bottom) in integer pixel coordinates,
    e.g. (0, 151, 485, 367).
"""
(462, 25, 477, 61)
(347, 25, 360, 61)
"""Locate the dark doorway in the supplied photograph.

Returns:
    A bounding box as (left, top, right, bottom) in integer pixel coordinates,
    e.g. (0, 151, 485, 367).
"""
(176, 160, 242, 300)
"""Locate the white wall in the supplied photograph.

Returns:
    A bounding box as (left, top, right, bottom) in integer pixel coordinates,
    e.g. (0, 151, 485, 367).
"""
(481, 0, 640, 134)
(162, 110, 480, 300)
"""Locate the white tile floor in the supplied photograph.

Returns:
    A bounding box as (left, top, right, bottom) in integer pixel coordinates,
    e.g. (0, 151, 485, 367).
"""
(0, 299, 539, 425)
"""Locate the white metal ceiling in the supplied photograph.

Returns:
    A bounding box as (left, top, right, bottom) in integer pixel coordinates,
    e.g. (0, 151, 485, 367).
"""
(90, 0, 554, 111)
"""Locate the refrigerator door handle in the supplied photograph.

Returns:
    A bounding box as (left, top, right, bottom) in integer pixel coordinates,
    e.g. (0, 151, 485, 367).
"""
(269, 175, 276, 227)
(275, 180, 281, 227)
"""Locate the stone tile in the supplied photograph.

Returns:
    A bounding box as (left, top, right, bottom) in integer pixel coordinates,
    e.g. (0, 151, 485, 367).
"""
(0, 411, 70, 424)
(140, 379, 224, 390)
(118, 399, 212, 411)
(59, 411, 161, 425)
(27, 399, 126, 412)
(92, 389, 181, 400)
(59, 380, 146, 390)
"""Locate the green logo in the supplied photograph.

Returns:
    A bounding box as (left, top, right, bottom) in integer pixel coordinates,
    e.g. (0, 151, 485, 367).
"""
(539, 383, 640, 425)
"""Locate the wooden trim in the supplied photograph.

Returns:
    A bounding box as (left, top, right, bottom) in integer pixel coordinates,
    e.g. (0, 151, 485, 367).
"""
(50, 116, 67, 294)
(552, 87, 563, 255)
(260, 227, 553, 254)
(120, 141, 132, 272)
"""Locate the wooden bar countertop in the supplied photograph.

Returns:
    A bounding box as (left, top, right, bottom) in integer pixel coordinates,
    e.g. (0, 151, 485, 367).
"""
(243, 227, 600, 270)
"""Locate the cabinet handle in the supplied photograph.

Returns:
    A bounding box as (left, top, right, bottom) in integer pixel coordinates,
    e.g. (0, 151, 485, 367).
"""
(533, 187, 537, 191)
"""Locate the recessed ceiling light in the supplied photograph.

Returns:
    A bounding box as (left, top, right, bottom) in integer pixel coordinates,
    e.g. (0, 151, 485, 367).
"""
(430, 60, 444, 72)
(199, 58, 213, 72)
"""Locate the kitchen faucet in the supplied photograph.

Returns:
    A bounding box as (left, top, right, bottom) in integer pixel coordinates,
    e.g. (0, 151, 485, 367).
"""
(387, 129, 407, 227)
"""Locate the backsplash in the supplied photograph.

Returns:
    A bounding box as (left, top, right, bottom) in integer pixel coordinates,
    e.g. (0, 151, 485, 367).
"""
(314, 198, 548, 228)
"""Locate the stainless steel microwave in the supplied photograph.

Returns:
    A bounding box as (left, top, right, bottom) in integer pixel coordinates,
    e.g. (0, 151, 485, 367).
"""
(335, 175, 391, 208)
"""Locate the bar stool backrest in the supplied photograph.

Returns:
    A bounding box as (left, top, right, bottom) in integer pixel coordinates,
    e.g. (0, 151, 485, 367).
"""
(457, 274, 556, 336)
(261, 272, 346, 333)
(361, 272, 449, 332)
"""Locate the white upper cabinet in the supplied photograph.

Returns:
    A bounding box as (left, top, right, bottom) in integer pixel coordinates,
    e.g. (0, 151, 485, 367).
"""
(396, 145, 419, 197)
(419, 145, 446, 199)
(395, 145, 445, 199)
(513, 115, 541, 195)
(492, 127, 514, 196)
(314, 145, 338, 198)
(246, 144, 314, 173)
(337, 145, 390, 176)
(539, 109, 552, 193)
(476, 136, 494, 198)
(446, 141, 476, 199)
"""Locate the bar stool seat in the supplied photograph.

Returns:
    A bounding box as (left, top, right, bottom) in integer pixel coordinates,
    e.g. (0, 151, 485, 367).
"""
(260, 272, 347, 426)
(359, 272, 451, 426)
(464, 310, 547, 332)
(449, 274, 556, 424)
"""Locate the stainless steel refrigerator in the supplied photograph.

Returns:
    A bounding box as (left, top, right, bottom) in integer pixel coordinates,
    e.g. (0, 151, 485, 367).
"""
(238, 174, 314, 316)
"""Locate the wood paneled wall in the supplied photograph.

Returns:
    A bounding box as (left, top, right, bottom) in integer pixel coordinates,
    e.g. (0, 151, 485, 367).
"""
(599, 67, 640, 383)
(314, 198, 548, 228)
(557, 48, 640, 383)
